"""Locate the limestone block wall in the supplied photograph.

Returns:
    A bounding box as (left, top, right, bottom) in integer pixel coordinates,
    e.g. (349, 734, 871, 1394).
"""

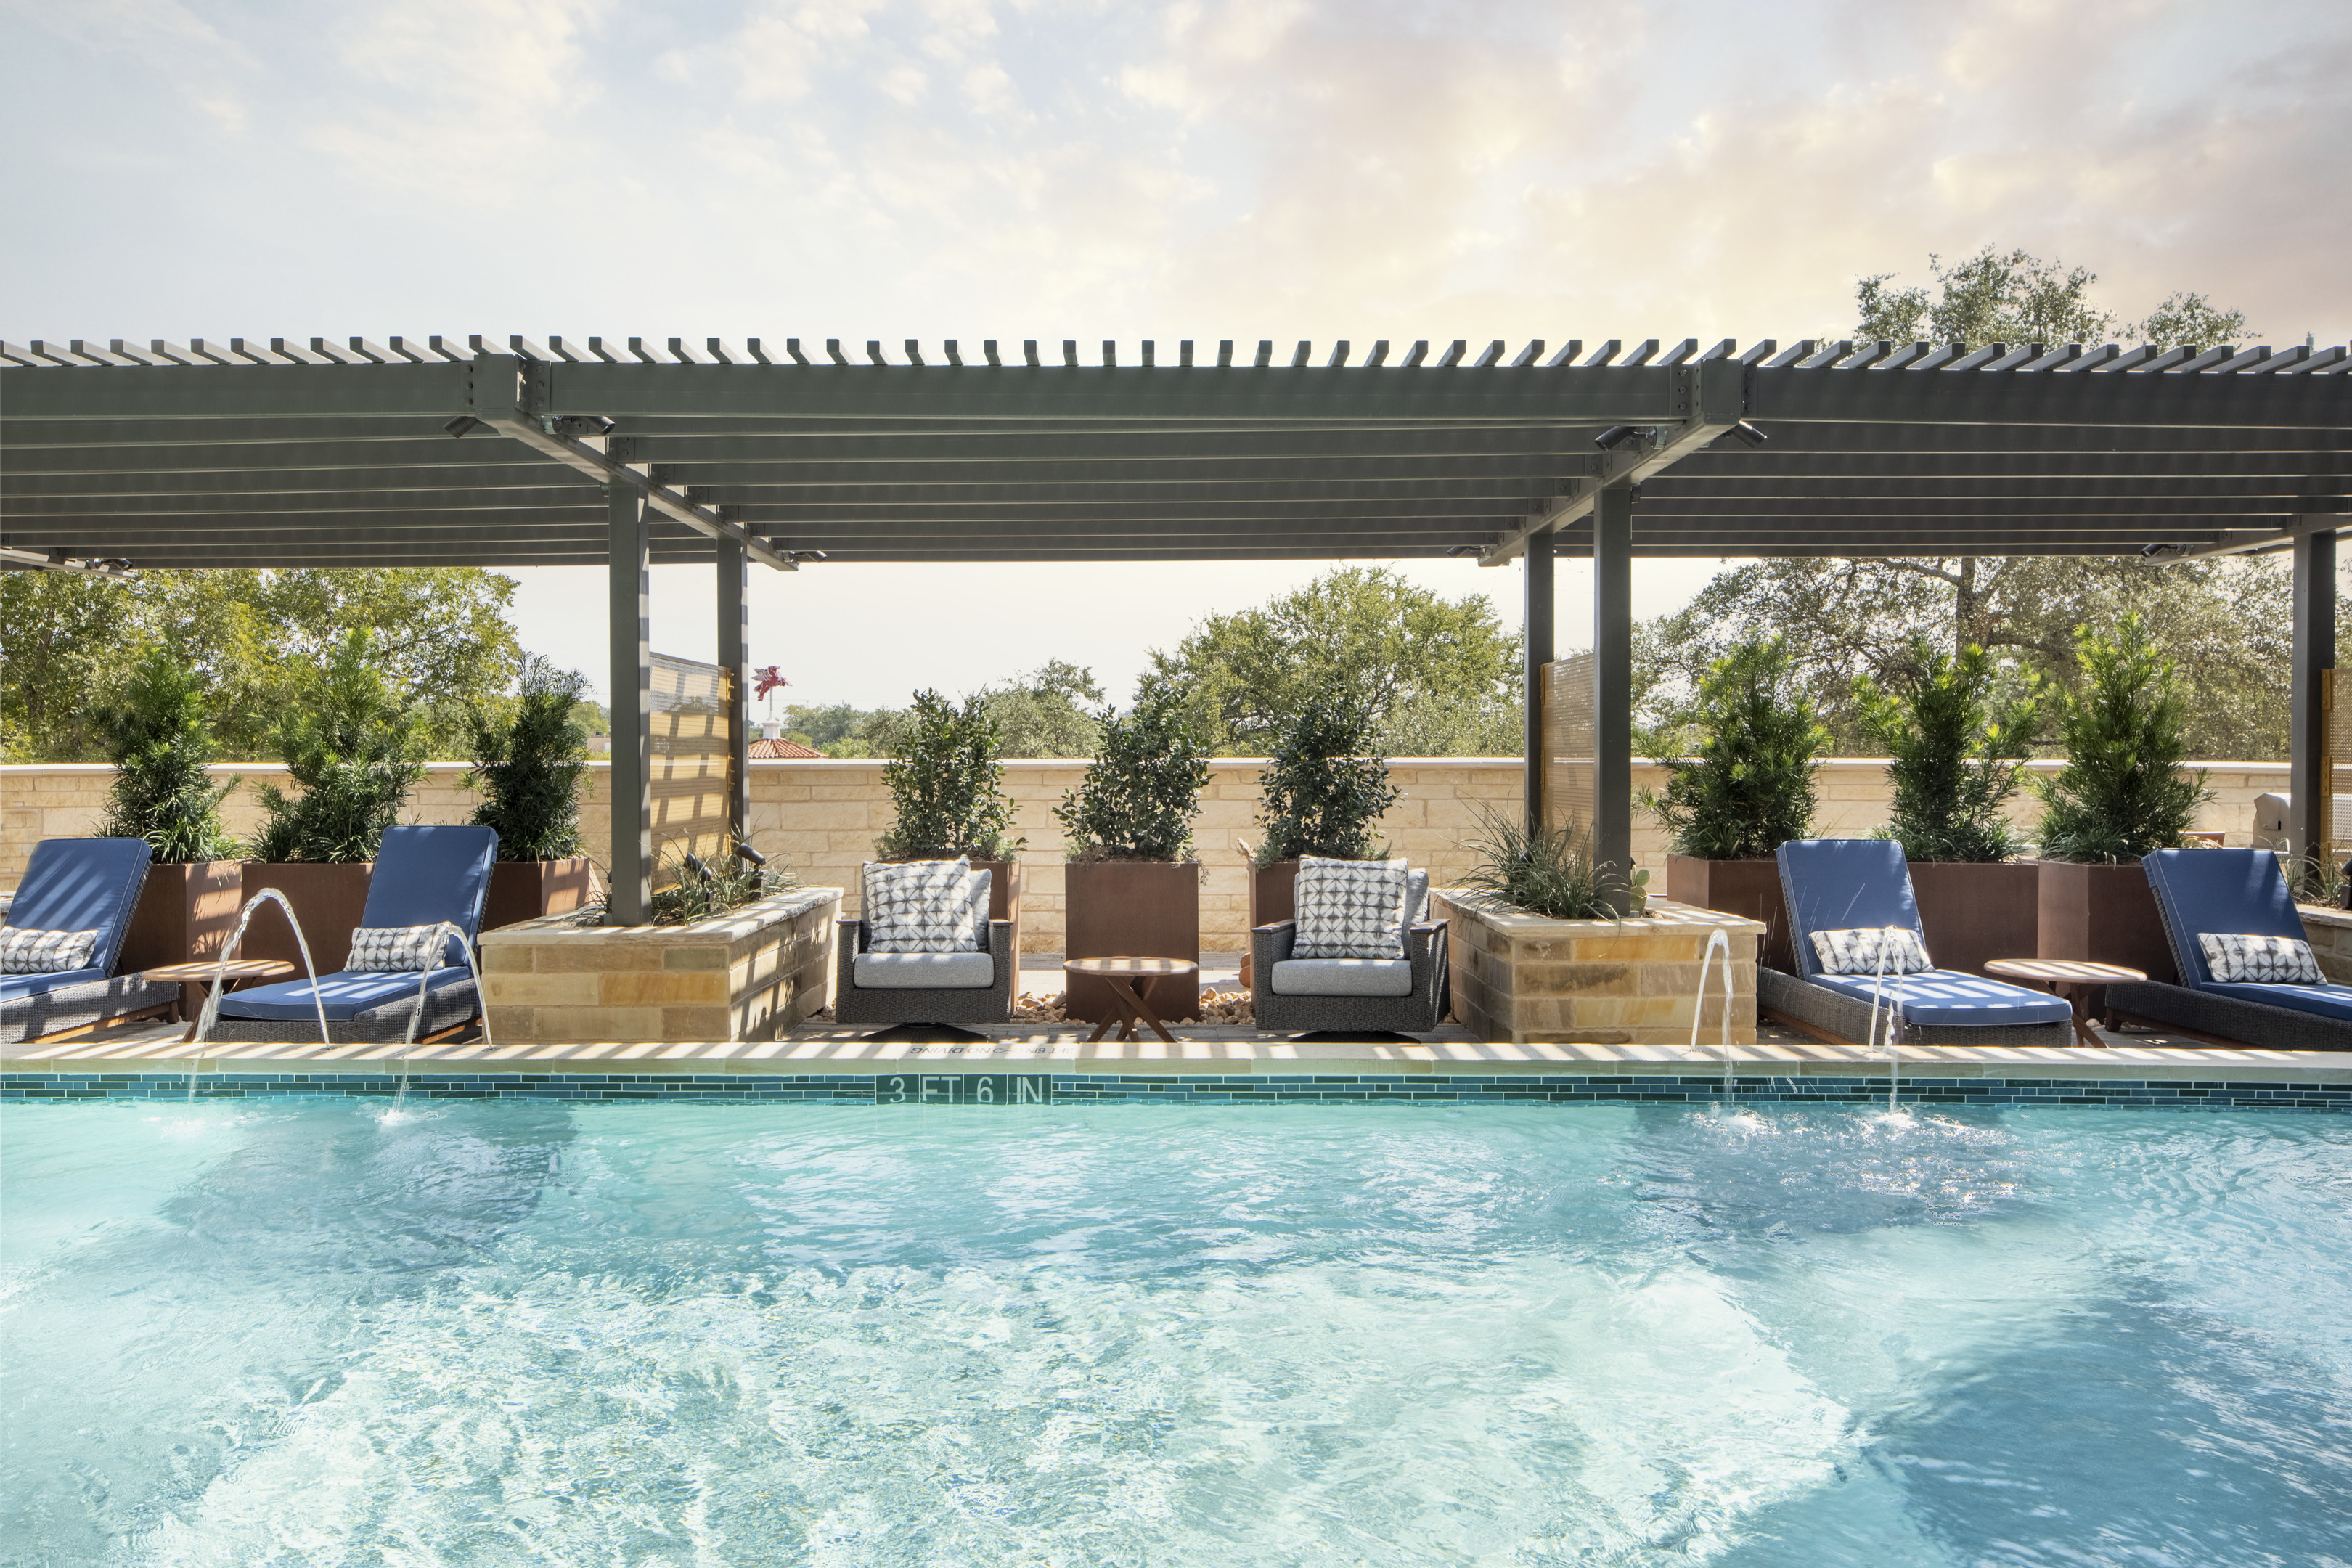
(0, 756, 2295, 954)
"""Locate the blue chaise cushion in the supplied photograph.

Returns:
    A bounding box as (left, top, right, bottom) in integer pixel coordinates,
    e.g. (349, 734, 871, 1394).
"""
(2140, 846, 2352, 1025)
(1776, 837, 2070, 1027)
(217, 968, 473, 1023)
(0, 968, 110, 1002)
(6, 837, 153, 978)
(359, 825, 499, 967)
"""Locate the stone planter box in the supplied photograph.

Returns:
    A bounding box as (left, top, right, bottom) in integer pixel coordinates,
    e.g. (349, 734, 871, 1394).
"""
(1432, 889, 1763, 1045)
(483, 858, 596, 931)
(238, 862, 373, 974)
(1907, 860, 2041, 976)
(481, 887, 841, 1043)
(1666, 855, 1794, 973)
(117, 860, 243, 973)
(2035, 859, 2177, 985)
(1064, 859, 1201, 1024)
(2298, 904, 2352, 983)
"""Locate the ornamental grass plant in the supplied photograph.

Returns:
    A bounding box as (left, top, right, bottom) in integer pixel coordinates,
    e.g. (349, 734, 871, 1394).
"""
(2035, 613, 2210, 862)
(1647, 636, 1826, 860)
(1855, 640, 2042, 862)
(1458, 804, 1642, 920)
(96, 645, 240, 863)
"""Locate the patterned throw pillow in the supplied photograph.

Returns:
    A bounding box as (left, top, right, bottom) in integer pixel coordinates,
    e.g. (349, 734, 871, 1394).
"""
(0, 927, 101, 974)
(864, 859, 979, 953)
(1809, 926, 1932, 976)
(1292, 857, 1410, 960)
(2197, 932, 2323, 984)
(348, 924, 450, 973)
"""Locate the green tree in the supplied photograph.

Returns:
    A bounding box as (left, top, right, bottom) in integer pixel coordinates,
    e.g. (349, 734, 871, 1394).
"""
(467, 656, 592, 862)
(1646, 637, 1826, 860)
(876, 690, 1022, 859)
(0, 571, 137, 761)
(1854, 245, 2252, 349)
(1254, 693, 1401, 863)
(979, 661, 1103, 759)
(1148, 567, 1522, 754)
(95, 646, 239, 862)
(1855, 642, 2041, 862)
(1056, 679, 1213, 862)
(250, 629, 428, 863)
(2035, 615, 2209, 863)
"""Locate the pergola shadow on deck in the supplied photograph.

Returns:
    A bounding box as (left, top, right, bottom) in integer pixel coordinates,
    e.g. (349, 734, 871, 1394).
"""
(3, 331, 2347, 922)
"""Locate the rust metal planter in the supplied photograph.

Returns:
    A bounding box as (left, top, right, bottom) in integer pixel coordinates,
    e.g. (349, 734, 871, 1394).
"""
(1239, 859, 1300, 987)
(483, 858, 595, 931)
(116, 860, 243, 973)
(1665, 855, 1795, 973)
(1906, 860, 2041, 976)
(237, 862, 372, 974)
(2035, 859, 2178, 986)
(1063, 859, 1201, 1024)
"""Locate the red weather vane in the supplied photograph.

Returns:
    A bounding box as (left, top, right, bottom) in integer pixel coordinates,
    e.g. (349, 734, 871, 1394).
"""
(751, 666, 790, 699)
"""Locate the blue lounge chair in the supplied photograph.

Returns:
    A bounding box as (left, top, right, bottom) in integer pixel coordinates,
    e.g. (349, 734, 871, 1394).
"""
(0, 838, 179, 1043)
(213, 825, 499, 1043)
(1763, 838, 2073, 1048)
(2105, 847, 2352, 1050)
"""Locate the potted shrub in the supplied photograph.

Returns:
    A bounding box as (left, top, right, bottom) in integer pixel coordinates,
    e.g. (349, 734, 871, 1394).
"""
(1244, 694, 1401, 984)
(1853, 640, 2043, 975)
(1056, 679, 1212, 1024)
(1431, 807, 1757, 1045)
(1649, 635, 1824, 972)
(241, 629, 425, 973)
(100, 647, 245, 973)
(467, 658, 597, 930)
(876, 689, 1026, 943)
(2032, 613, 2209, 984)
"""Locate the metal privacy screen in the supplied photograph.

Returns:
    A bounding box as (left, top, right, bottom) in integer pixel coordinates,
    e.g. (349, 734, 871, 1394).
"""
(1543, 653, 1596, 838)
(650, 653, 733, 884)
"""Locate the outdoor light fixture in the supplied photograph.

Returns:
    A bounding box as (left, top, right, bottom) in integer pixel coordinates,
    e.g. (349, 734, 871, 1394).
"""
(1446, 544, 1482, 558)
(442, 415, 482, 438)
(2141, 542, 2188, 559)
(1593, 425, 1640, 451)
(735, 844, 769, 867)
(1726, 420, 1769, 449)
(787, 550, 828, 563)
(547, 414, 616, 439)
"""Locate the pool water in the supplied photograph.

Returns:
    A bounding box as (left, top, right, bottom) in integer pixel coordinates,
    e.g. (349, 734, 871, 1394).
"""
(4, 1101, 2350, 1566)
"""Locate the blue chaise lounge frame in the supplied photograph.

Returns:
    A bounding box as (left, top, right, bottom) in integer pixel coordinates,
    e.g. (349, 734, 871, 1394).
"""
(212, 825, 499, 1043)
(2104, 847, 2352, 1050)
(0, 837, 179, 1044)
(1761, 838, 2073, 1048)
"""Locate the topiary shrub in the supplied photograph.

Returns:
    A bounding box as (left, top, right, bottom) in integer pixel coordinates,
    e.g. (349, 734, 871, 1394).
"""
(466, 656, 591, 861)
(1647, 635, 1826, 860)
(1855, 640, 2042, 862)
(1055, 679, 1212, 862)
(2035, 613, 2209, 863)
(97, 645, 239, 862)
(250, 629, 426, 863)
(1254, 694, 1400, 864)
(877, 689, 1024, 859)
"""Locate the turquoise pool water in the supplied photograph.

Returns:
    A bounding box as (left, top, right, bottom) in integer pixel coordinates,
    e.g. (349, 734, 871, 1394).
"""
(3, 1101, 2349, 1566)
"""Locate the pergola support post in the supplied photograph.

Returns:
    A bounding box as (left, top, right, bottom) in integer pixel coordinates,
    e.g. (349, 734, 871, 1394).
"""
(608, 485, 652, 925)
(1593, 481, 1635, 914)
(1523, 530, 1553, 839)
(718, 538, 750, 850)
(2290, 520, 2337, 874)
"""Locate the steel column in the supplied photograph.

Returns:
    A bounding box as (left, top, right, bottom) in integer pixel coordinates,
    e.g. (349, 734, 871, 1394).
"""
(608, 484, 653, 925)
(2290, 520, 2337, 870)
(718, 538, 750, 849)
(1593, 481, 1635, 913)
(1523, 530, 1553, 838)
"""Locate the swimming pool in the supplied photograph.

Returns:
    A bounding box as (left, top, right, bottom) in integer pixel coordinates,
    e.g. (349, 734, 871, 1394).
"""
(4, 1101, 2348, 1565)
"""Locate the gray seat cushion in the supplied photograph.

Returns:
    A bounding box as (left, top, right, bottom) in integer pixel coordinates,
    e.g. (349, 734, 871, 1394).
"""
(854, 951, 996, 989)
(1270, 957, 1413, 997)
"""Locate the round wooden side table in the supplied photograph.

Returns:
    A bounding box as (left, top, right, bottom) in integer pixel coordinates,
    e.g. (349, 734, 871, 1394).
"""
(1064, 956, 1198, 1044)
(143, 958, 297, 1036)
(1984, 957, 2147, 1048)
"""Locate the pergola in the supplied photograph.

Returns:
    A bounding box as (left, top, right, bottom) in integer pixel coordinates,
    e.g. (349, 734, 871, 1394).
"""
(4, 332, 2347, 918)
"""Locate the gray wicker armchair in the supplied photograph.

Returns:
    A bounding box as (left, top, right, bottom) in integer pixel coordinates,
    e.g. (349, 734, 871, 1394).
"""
(835, 866, 1015, 1030)
(1251, 868, 1448, 1035)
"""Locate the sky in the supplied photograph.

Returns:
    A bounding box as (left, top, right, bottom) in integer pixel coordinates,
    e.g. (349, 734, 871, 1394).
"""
(6, 0, 2348, 709)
